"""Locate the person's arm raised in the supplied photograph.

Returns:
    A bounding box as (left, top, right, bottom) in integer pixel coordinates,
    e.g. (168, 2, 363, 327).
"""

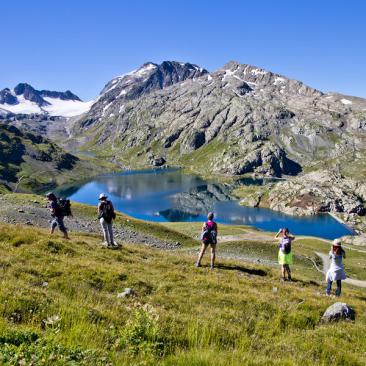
(274, 229, 282, 239)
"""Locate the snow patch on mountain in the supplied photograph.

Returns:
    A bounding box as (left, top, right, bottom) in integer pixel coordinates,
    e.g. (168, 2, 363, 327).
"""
(42, 98, 94, 117)
(341, 98, 353, 105)
(1, 96, 93, 117)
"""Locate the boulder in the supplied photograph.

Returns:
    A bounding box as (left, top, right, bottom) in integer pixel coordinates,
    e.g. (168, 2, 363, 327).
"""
(321, 302, 355, 322)
(150, 157, 166, 167)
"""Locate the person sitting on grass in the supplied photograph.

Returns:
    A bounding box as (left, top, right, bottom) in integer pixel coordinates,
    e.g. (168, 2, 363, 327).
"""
(46, 192, 70, 240)
(195, 212, 218, 269)
(326, 238, 346, 297)
(275, 227, 295, 281)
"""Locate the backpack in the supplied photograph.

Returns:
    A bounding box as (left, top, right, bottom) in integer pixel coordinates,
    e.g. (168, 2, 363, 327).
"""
(200, 221, 217, 245)
(280, 237, 291, 254)
(58, 198, 72, 217)
(100, 200, 116, 222)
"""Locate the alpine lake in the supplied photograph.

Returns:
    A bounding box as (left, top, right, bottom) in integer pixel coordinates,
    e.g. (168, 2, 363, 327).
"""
(56, 168, 353, 240)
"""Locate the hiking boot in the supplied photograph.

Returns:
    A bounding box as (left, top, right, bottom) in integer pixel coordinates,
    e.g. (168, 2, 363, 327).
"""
(210, 265, 215, 270)
(195, 262, 201, 268)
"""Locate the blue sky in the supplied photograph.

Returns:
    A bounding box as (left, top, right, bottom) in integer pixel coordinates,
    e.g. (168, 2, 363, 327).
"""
(1, 0, 365, 100)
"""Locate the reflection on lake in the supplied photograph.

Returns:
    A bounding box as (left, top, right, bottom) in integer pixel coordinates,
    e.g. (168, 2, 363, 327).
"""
(56, 168, 353, 240)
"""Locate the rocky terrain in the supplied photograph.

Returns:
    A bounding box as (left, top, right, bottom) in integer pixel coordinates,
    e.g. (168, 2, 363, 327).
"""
(0, 194, 179, 249)
(74, 60, 366, 178)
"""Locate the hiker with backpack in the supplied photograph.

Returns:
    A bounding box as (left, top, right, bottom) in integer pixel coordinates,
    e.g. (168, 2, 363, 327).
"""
(98, 193, 117, 248)
(195, 212, 218, 269)
(275, 227, 295, 281)
(46, 192, 71, 240)
(325, 238, 346, 297)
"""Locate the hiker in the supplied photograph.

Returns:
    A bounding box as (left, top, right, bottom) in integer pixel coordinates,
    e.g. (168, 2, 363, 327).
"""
(275, 227, 295, 281)
(325, 238, 346, 297)
(46, 192, 70, 240)
(195, 212, 218, 269)
(98, 193, 117, 248)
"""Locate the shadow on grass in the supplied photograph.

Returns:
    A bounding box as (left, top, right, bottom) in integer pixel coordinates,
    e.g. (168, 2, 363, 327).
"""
(216, 264, 267, 276)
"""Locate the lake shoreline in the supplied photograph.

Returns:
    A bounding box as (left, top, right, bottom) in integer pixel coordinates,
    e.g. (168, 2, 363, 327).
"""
(56, 168, 352, 240)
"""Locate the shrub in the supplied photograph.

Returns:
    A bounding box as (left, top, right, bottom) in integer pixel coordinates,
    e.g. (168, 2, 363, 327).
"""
(116, 308, 165, 358)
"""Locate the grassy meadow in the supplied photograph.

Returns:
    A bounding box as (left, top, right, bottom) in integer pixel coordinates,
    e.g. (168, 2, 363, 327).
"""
(0, 218, 366, 365)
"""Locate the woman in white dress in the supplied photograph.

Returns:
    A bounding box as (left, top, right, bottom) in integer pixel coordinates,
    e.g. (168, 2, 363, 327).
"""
(325, 238, 346, 297)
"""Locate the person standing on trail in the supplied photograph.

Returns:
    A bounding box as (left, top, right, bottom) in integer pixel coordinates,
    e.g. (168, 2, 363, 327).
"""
(46, 192, 70, 240)
(275, 228, 295, 281)
(325, 239, 346, 297)
(195, 212, 218, 269)
(98, 193, 117, 248)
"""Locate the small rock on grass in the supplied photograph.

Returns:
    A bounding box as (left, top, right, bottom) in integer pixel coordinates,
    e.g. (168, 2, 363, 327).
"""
(117, 288, 134, 298)
(322, 302, 355, 322)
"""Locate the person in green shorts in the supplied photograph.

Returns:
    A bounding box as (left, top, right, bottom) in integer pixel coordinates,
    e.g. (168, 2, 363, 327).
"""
(275, 228, 295, 281)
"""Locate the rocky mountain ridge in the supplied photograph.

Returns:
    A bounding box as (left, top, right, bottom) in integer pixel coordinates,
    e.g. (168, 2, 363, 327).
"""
(80, 61, 208, 127)
(74, 60, 366, 176)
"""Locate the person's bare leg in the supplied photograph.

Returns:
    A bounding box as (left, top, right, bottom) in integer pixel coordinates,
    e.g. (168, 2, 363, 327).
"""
(196, 243, 207, 266)
(210, 245, 216, 269)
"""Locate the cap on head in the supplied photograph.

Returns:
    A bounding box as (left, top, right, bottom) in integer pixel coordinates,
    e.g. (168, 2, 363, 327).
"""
(46, 192, 55, 199)
(99, 193, 107, 200)
(207, 212, 214, 220)
(333, 238, 342, 246)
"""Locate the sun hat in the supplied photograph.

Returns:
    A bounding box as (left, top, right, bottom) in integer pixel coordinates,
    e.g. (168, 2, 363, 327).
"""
(333, 238, 342, 246)
(99, 193, 107, 200)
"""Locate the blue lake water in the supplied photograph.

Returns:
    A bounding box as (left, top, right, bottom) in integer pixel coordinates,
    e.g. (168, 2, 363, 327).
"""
(56, 168, 353, 240)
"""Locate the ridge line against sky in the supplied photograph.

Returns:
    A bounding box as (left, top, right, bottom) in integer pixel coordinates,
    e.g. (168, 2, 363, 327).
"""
(1, 0, 365, 100)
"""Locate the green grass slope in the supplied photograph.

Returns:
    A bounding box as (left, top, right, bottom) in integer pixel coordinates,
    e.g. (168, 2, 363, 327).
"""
(0, 124, 115, 193)
(0, 223, 365, 365)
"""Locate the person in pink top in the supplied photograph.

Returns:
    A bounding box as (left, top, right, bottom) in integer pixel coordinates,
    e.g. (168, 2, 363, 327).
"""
(195, 212, 218, 269)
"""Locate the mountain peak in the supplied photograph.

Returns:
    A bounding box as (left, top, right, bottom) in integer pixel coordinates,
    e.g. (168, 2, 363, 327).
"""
(93, 60, 208, 120)
(216, 61, 323, 97)
(14, 83, 49, 106)
(0, 83, 89, 117)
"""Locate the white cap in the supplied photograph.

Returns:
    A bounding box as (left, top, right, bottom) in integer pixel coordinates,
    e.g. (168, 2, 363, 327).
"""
(99, 193, 107, 200)
(333, 238, 342, 246)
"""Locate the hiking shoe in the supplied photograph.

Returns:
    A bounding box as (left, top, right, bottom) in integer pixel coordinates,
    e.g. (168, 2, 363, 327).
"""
(195, 262, 201, 267)
(210, 265, 215, 270)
